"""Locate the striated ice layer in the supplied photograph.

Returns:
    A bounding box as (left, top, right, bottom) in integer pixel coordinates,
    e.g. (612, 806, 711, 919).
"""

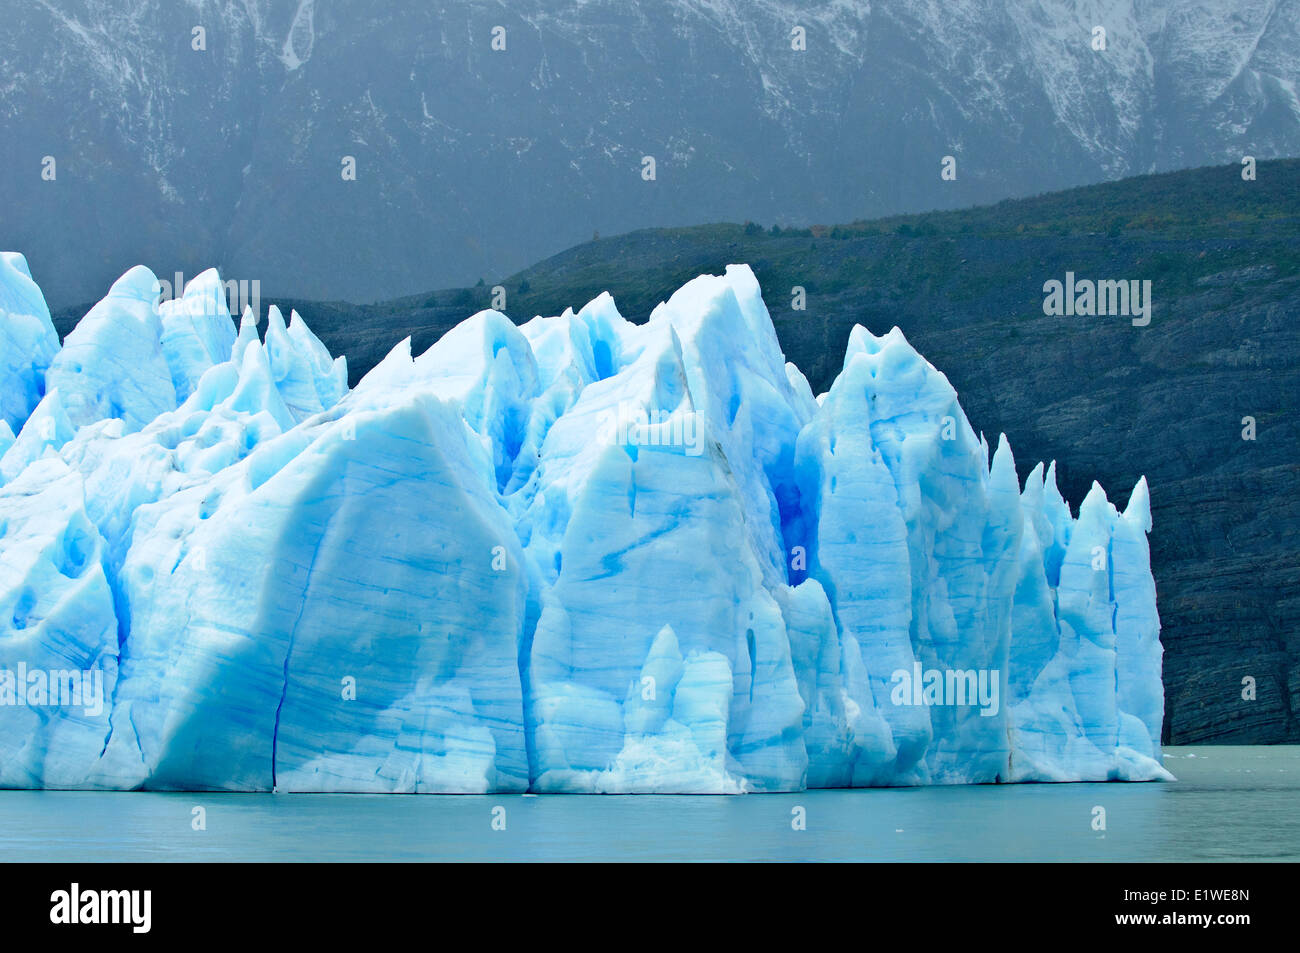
(0, 458, 120, 788)
(0, 253, 59, 437)
(158, 268, 238, 404)
(45, 266, 179, 434)
(0, 258, 1169, 792)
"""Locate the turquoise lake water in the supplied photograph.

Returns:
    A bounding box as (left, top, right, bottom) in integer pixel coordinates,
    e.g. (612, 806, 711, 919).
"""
(1, 746, 1295, 862)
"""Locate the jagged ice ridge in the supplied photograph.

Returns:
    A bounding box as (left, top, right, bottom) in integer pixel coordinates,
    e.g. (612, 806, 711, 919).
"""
(0, 254, 1168, 792)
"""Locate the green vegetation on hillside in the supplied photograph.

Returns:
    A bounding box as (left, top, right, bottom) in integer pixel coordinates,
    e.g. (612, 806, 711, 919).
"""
(458, 159, 1297, 327)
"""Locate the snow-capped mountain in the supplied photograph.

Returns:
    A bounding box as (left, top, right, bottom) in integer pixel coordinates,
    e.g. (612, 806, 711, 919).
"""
(3, 0, 1297, 305)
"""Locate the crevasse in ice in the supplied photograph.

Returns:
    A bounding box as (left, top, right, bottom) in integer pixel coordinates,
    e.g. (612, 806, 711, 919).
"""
(0, 257, 1169, 791)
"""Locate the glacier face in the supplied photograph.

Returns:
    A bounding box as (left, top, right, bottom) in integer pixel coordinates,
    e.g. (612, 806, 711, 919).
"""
(0, 254, 1169, 792)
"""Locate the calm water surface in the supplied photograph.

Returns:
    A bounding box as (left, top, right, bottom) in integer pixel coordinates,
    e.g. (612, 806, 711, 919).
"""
(1, 746, 1294, 861)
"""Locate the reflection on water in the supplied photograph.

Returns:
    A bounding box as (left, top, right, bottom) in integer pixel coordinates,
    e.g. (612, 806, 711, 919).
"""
(1, 746, 1295, 862)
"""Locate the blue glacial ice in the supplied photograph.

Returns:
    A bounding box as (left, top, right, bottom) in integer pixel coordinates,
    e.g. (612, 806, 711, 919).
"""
(0, 253, 59, 436)
(0, 259, 1170, 792)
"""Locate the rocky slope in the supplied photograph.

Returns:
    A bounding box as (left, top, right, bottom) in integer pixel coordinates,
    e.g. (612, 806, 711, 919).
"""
(7, 0, 1300, 307)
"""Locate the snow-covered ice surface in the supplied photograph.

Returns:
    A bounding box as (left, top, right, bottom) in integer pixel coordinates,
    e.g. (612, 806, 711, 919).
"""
(0, 258, 1170, 792)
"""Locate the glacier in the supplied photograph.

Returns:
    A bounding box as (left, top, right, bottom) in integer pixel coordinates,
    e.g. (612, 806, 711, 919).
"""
(0, 254, 1170, 792)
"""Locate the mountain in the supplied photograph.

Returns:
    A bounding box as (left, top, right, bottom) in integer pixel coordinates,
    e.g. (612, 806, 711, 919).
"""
(6, 0, 1300, 307)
